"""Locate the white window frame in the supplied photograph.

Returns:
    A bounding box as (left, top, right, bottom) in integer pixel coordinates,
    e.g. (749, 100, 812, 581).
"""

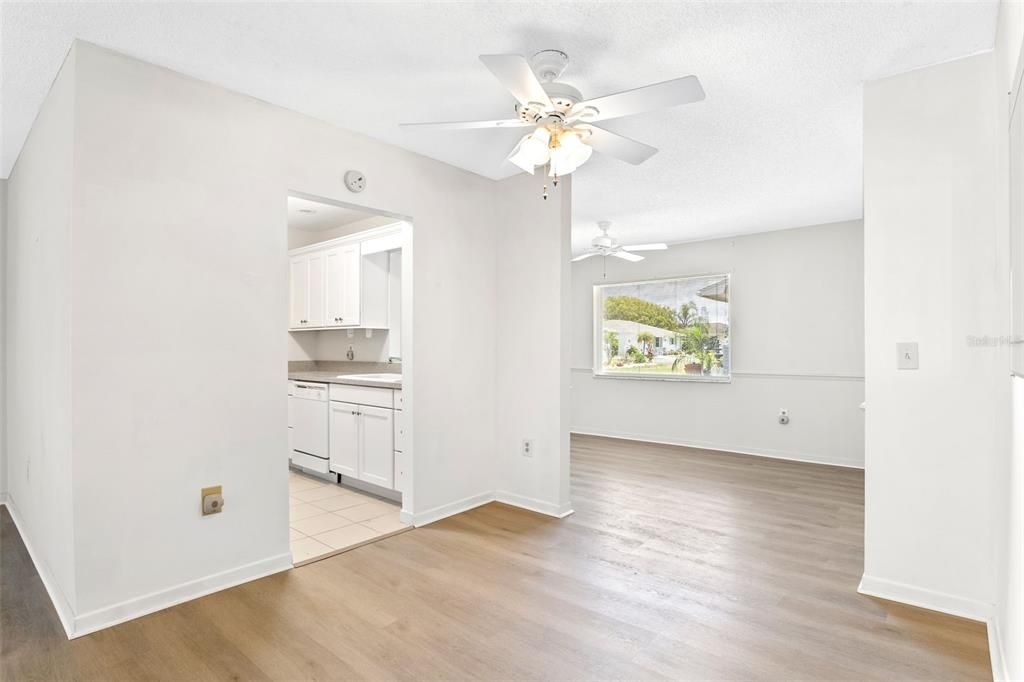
(592, 273, 732, 383)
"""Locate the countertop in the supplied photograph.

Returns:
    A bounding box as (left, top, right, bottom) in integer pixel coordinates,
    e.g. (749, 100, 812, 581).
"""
(288, 370, 402, 389)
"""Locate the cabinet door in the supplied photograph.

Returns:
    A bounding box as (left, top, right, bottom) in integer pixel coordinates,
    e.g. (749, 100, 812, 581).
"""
(329, 401, 359, 477)
(359, 405, 394, 488)
(340, 244, 361, 326)
(289, 256, 309, 328)
(324, 248, 345, 326)
(306, 251, 326, 327)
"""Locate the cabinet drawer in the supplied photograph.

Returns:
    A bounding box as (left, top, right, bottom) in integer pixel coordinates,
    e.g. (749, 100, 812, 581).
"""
(329, 384, 394, 408)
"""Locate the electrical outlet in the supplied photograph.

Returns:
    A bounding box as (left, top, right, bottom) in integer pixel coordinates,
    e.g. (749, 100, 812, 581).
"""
(521, 439, 534, 457)
(201, 485, 224, 516)
(778, 408, 790, 425)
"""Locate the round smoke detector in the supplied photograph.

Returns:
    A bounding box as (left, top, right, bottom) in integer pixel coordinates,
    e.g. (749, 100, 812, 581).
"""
(344, 170, 366, 193)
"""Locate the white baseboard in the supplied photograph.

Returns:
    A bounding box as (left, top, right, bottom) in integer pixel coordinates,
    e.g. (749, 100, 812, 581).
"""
(571, 429, 865, 469)
(72, 552, 293, 638)
(495, 490, 574, 518)
(988, 618, 1010, 682)
(2, 496, 77, 638)
(857, 574, 992, 622)
(411, 491, 495, 527)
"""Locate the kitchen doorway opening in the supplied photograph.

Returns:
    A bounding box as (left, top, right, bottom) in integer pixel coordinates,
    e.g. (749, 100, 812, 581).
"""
(284, 191, 414, 566)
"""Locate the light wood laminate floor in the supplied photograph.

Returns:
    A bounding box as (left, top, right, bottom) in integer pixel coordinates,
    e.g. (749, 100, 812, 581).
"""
(1, 435, 991, 680)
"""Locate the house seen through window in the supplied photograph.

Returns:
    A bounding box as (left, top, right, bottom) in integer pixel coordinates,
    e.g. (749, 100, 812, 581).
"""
(594, 274, 731, 380)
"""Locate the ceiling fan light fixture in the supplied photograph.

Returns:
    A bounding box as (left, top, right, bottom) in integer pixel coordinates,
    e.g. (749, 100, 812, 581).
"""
(508, 127, 552, 174)
(548, 128, 593, 177)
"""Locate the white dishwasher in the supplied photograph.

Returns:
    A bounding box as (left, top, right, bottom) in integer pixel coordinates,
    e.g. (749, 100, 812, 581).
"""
(288, 381, 329, 474)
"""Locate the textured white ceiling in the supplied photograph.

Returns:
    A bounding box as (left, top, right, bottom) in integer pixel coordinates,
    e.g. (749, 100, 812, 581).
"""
(1, 2, 998, 250)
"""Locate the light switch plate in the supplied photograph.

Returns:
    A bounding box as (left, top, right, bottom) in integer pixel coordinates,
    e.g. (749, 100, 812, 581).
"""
(896, 342, 919, 370)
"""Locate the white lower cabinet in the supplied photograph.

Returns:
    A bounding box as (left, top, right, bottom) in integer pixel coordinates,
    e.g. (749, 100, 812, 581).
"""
(329, 389, 396, 489)
(359, 405, 394, 488)
(328, 401, 360, 478)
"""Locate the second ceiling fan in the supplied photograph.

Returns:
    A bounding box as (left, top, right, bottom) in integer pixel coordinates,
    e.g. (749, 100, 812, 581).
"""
(573, 221, 667, 262)
(402, 50, 705, 180)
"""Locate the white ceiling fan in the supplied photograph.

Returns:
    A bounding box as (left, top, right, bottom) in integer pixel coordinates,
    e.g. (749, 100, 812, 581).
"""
(401, 50, 704, 181)
(572, 221, 668, 262)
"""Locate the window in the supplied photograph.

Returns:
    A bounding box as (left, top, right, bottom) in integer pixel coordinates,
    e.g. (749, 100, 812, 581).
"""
(594, 274, 731, 381)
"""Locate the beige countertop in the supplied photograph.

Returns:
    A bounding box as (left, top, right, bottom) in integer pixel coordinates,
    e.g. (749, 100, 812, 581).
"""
(288, 370, 401, 389)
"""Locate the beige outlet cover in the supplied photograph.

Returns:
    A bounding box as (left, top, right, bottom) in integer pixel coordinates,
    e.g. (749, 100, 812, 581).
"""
(201, 485, 223, 515)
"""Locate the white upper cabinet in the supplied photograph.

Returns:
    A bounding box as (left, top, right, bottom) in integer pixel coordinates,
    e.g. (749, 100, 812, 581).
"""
(306, 251, 325, 327)
(325, 244, 361, 327)
(288, 225, 401, 331)
(289, 252, 325, 328)
(289, 256, 308, 328)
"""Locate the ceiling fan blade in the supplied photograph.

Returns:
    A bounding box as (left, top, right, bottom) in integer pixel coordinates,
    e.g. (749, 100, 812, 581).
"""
(622, 243, 668, 252)
(575, 75, 705, 122)
(611, 250, 645, 262)
(583, 125, 659, 165)
(571, 252, 600, 262)
(400, 118, 531, 131)
(479, 54, 552, 108)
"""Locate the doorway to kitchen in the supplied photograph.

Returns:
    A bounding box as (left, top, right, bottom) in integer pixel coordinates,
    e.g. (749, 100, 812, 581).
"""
(285, 192, 413, 565)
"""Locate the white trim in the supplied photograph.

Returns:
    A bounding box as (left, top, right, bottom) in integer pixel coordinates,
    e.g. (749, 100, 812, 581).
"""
(411, 491, 495, 527)
(570, 367, 865, 382)
(495, 490, 574, 519)
(570, 429, 864, 470)
(988, 618, 1010, 682)
(857, 574, 992, 623)
(2, 496, 76, 637)
(71, 552, 293, 638)
(287, 223, 403, 257)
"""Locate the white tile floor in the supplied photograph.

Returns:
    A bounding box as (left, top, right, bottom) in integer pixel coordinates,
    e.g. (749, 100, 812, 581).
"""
(288, 469, 410, 565)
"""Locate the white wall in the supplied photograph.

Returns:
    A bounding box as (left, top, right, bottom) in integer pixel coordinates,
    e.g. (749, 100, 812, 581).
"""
(862, 51, 1007, 622)
(288, 329, 392, 363)
(0, 177, 7, 502)
(995, 3, 1024, 678)
(571, 220, 865, 467)
(494, 173, 573, 516)
(2, 41, 567, 635)
(3, 46, 78, 631)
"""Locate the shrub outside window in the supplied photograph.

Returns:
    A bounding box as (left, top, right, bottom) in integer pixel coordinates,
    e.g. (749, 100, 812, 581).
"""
(593, 274, 731, 381)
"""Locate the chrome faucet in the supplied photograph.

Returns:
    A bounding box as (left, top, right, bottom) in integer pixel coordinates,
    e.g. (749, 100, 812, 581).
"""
(387, 356, 401, 364)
